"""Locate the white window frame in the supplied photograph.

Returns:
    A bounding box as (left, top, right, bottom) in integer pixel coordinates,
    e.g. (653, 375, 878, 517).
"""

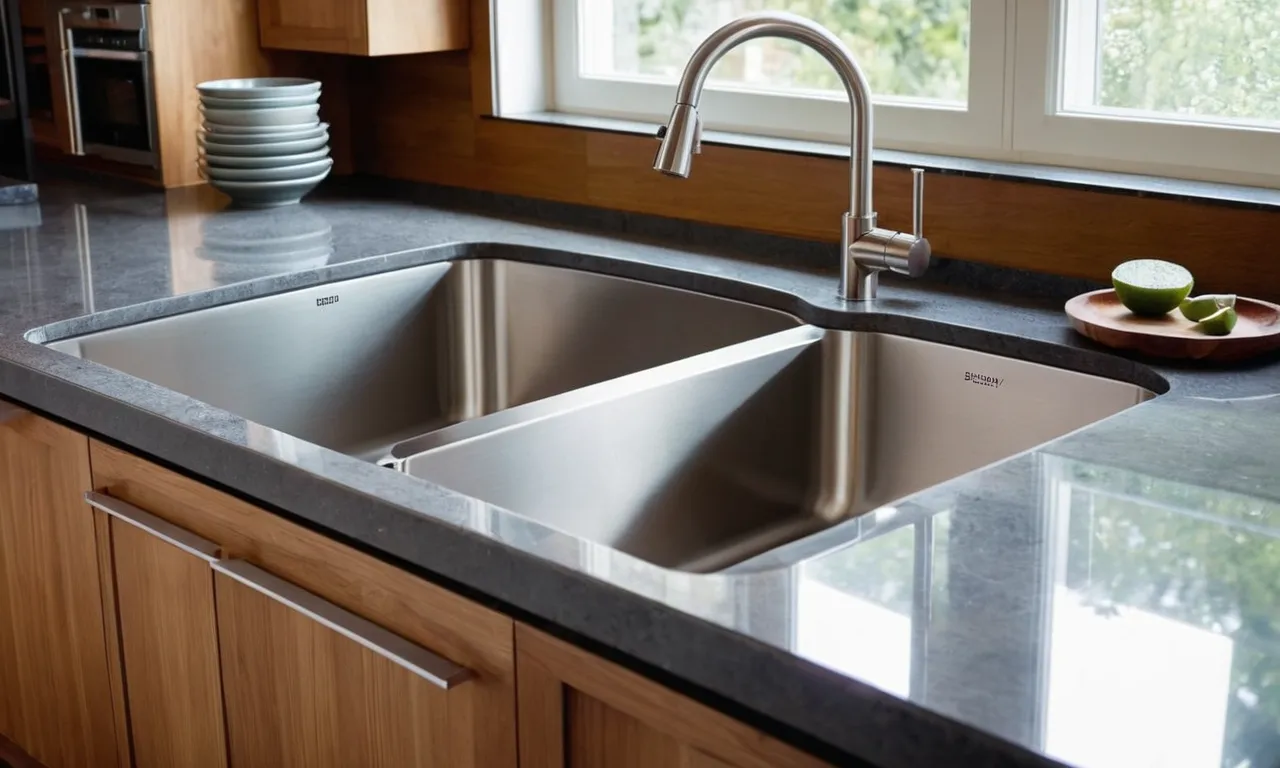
(548, 0, 1011, 155)
(491, 0, 1280, 186)
(1010, 0, 1280, 187)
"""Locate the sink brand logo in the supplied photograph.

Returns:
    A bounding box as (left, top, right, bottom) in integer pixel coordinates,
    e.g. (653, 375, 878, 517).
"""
(315, 295, 340, 307)
(964, 371, 1003, 389)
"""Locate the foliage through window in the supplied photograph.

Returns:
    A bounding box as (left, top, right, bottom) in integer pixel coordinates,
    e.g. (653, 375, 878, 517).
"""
(534, 0, 1280, 184)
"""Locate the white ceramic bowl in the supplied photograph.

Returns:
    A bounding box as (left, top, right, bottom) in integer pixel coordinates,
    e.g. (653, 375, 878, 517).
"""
(202, 147, 330, 169)
(207, 170, 331, 208)
(200, 134, 329, 157)
(199, 121, 328, 137)
(203, 158, 333, 183)
(200, 123, 328, 145)
(201, 104, 320, 128)
(200, 93, 320, 110)
(196, 78, 321, 100)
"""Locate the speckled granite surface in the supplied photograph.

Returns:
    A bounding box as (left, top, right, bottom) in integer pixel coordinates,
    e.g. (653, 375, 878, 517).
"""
(4, 175, 1280, 768)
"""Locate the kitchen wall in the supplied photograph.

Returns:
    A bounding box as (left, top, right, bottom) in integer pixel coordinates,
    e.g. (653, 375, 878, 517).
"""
(349, 2, 1278, 299)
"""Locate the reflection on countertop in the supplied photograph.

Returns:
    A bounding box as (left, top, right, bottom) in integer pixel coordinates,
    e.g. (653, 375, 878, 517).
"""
(3, 174, 1280, 768)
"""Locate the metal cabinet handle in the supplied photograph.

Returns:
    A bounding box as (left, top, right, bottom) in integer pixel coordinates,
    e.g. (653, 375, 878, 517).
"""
(84, 491, 221, 563)
(212, 559, 473, 690)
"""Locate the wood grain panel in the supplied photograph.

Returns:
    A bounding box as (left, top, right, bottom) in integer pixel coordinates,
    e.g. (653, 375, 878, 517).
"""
(151, 0, 272, 187)
(215, 569, 455, 767)
(515, 624, 829, 768)
(352, 0, 1280, 300)
(108, 517, 227, 768)
(0, 411, 119, 768)
(365, 0, 469, 56)
(258, 0, 367, 54)
(89, 440, 518, 768)
(92, 509, 134, 768)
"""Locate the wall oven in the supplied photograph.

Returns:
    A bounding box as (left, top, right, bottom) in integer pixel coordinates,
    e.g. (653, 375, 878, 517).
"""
(55, 1, 157, 167)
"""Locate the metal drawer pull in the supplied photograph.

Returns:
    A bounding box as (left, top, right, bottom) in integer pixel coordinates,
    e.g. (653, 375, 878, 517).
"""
(212, 559, 473, 690)
(84, 491, 221, 563)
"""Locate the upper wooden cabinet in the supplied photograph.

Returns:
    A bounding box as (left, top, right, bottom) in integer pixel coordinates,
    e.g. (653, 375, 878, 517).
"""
(0, 405, 122, 768)
(515, 624, 833, 768)
(258, 0, 469, 56)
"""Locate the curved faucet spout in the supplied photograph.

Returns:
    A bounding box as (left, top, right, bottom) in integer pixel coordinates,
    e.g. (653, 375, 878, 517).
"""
(652, 11, 931, 301)
(654, 12, 875, 232)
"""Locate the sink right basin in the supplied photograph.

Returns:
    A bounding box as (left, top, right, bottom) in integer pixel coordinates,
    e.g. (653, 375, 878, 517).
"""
(397, 327, 1153, 572)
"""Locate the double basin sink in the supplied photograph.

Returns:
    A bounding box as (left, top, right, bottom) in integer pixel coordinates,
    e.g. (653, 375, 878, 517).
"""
(44, 258, 1151, 572)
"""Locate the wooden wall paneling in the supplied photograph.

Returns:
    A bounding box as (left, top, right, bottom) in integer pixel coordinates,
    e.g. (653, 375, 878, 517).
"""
(88, 440, 519, 768)
(151, 0, 272, 187)
(0, 412, 119, 768)
(514, 624, 830, 768)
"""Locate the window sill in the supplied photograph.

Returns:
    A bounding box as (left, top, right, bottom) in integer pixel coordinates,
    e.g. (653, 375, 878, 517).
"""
(500, 111, 1280, 214)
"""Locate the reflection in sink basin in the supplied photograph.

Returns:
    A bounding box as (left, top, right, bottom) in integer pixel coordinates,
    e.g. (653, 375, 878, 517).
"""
(398, 328, 1153, 572)
(45, 259, 798, 460)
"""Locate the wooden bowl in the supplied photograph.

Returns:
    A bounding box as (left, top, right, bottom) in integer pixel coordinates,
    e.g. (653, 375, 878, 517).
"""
(1065, 289, 1280, 362)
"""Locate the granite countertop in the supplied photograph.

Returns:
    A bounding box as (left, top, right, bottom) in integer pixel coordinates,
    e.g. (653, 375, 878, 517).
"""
(3, 174, 1279, 768)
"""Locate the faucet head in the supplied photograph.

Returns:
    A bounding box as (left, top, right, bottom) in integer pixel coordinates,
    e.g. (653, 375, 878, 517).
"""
(653, 104, 701, 177)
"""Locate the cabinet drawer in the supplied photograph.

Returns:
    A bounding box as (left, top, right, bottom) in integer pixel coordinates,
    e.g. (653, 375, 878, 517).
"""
(89, 440, 518, 768)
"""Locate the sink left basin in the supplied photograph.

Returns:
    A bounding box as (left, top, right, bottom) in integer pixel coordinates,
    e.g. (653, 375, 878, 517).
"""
(43, 258, 800, 460)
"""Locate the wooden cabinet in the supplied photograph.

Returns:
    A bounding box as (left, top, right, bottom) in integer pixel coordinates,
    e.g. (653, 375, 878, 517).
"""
(515, 624, 832, 768)
(0, 407, 824, 768)
(258, 0, 469, 56)
(87, 493, 227, 768)
(0, 405, 122, 768)
(89, 440, 519, 768)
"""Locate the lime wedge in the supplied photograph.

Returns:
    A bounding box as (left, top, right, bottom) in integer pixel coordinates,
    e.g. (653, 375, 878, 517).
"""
(1112, 259, 1194, 316)
(1179, 294, 1237, 322)
(1197, 306, 1238, 336)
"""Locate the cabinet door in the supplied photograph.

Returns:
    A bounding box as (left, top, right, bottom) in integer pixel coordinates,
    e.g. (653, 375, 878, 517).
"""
(85, 492, 229, 768)
(214, 559, 474, 767)
(90, 439, 518, 768)
(515, 624, 832, 768)
(257, 0, 370, 55)
(0, 405, 120, 767)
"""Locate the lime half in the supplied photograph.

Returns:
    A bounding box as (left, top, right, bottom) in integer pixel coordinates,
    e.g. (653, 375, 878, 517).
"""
(1180, 294, 1237, 322)
(1112, 259, 1194, 316)
(1197, 306, 1238, 336)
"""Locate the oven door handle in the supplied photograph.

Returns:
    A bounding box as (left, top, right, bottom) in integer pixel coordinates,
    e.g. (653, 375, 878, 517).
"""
(72, 48, 148, 62)
(57, 9, 84, 155)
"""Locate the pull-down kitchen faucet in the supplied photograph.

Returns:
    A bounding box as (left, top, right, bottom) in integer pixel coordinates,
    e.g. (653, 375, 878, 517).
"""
(653, 12, 930, 300)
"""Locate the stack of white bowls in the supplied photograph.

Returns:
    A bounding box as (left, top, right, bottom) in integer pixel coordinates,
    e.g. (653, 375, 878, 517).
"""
(196, 78, 332, 208)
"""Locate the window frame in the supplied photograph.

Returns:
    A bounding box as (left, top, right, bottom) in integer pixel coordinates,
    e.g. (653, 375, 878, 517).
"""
(549, 0, 1012, 155)
(1009, 0, 1280, 187)
(496, 0, 1280, 187)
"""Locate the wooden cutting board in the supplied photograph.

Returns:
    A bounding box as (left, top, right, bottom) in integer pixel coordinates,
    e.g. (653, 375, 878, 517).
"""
(1065, 289, 1280, 362)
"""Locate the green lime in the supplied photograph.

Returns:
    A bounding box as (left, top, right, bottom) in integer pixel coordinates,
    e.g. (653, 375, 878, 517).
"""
(1112, 259, 1194, 316)
(1179, 294, 1237, 322)
(1197, 306, 1238, 336)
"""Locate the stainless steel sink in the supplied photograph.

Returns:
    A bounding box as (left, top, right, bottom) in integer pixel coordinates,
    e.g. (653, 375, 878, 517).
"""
(396, 327, 1152, 572)
(42, 254, 1152, 574)
(45, 259, 798, 460)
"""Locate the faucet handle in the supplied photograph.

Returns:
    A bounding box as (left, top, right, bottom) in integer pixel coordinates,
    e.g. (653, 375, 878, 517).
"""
(911, 167, 925, 238)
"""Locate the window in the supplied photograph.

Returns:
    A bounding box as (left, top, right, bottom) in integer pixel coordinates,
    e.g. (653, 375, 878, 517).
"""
(493, 0, 1280, 185)
(550, 0, 1009, 152)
